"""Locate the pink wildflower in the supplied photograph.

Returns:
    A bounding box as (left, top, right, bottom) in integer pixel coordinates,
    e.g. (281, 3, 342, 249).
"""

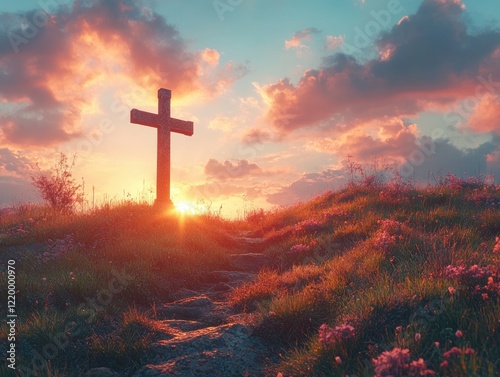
(443, 347, 463, 359)
(440, 360, 449, 368)
(318, 323, 355, 348)
(289, 244, 310, 255)
(372, 347, 435, 377)
(455, 330, 463, 338)
(335, 356, 342, 365)
(493, 237, 500, 254)
(414, 333, 422, 342)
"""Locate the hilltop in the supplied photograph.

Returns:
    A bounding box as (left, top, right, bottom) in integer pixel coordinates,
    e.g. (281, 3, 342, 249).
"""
(1, 175, 500, 376)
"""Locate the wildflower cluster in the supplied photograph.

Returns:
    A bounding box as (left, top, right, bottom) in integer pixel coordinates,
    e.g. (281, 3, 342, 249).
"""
(323, 208, 350, 222)
(5, 217, 37, 239)
(294, 219, 325, 235)
(379, 182, 413, 204)
(469, 187, 500, 208)
(440, 174, 485, 191)
(493, 237, 500, 254)
(289, 244, 311, 255)
(445, 263, 500, 302)
(373, 219, 404, 251)
(318, 323, 355, 347)
(41, 234, 81, 261)
(439, 346, 476, 370)
(372, 347, 435, 377)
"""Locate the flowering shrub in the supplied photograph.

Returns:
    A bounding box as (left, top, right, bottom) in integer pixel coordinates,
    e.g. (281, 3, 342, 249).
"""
(318, 323, 355, 347)
(41, 234, 81, 261)
(372, 348, 435, 376)
(445, 263, 500, 302)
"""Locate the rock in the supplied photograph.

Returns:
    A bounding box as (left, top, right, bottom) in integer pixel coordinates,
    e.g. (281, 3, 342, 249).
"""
(229, 253, 268, 272)
(85, 367, 121, 377)
(157, 319, 204, 333)
(205, 270, 255, 285)
(133, 323, 269, 377)
(158, 295, 213, 321)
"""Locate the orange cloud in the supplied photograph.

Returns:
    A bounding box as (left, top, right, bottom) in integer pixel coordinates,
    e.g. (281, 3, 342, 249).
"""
(202, 48, 221, 66)
(468, 94, 500, 135)
(0, 0, 247, 147)
(285, 27, 320, 50)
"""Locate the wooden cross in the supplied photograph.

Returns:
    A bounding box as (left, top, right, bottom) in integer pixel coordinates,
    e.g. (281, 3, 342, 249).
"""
(130, 88, 194, 208)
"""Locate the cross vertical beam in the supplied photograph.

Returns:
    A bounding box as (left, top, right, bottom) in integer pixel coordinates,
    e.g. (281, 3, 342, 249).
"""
(130, 88, 194, 208)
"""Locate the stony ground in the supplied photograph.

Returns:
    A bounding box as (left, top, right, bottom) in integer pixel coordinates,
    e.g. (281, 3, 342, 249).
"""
(86, 235, 274, 377)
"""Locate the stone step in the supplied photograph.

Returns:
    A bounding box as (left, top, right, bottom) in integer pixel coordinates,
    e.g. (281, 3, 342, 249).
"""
(157, 295, 213, 321)
(133, 323, 269, 377)
(229, 253, 268, 272)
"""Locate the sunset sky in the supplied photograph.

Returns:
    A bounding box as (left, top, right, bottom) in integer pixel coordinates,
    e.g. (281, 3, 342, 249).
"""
(1, 0, 499, 217)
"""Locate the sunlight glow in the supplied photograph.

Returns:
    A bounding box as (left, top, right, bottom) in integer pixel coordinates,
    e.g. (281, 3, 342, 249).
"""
(174, 201, 199, 215)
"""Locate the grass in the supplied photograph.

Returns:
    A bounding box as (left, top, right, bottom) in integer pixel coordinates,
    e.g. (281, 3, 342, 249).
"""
(1, 176, 500, 376)
(0, 203, 240, 376)
(229, 177, 500, 376)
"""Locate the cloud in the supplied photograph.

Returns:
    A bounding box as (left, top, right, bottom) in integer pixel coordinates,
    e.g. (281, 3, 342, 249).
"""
(258, 0, 500, 134)
(285, 27, 321, 50)
(410, 139, 498, 181)
(186, 182, 262, 201)
(268, 138, 499, 206)
(208, 116, 238, 132)
(0, 148, 34, 175)
(468, 94, 500, 135)
(305, 118, 420, 160)
(0, 148, 38, 205)
(0, 175, 38, 205)
(204, 159, 262, 180)
(241, 129, 275, 145)
(267, 169, 348, 206)
(0, 0, 247, 147)
(201, 48, 220, 66)
(325, 35, 345, 50)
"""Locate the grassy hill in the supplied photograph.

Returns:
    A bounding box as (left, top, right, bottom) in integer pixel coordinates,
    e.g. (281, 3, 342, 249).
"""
(1, 176, 500, 376)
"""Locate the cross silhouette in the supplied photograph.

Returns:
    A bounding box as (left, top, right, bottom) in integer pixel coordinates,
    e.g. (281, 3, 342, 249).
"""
(130, 88, 194, 208)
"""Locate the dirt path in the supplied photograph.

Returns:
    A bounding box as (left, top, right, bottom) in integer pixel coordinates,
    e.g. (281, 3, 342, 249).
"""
(129, 235, 273, 377)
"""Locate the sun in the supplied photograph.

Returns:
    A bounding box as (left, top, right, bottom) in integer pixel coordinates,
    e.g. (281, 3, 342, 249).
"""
(174, 201, 198, 215)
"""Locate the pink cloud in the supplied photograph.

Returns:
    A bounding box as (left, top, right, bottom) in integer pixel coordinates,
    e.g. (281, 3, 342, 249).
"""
(325, 35, 345, 50)
(468, 94, 500, 135)
(0, 0, 247, 147)
(204, 159, 262, 180)
(257, 0, 500, 135)
(285, 27, 321, 50)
